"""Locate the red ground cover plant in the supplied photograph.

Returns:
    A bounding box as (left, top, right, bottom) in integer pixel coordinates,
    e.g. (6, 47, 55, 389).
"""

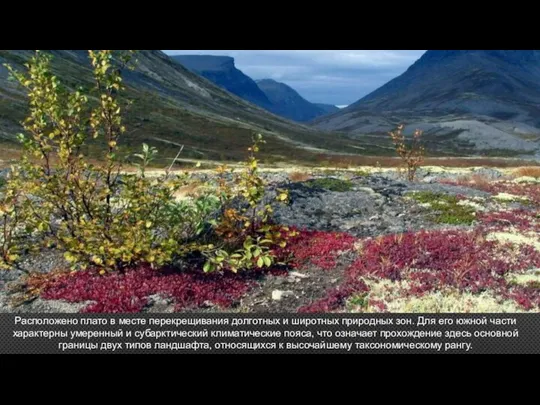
(275, 230, 357, 270)
(443, 179, 540, 205)
(478, 209, 540, 232)
(505, 286, 540, 310)
(33, 228, 359, 313)
(39, 265, 259, 313)
(299, 227, 540, 312)
(348, 230, 540, 290)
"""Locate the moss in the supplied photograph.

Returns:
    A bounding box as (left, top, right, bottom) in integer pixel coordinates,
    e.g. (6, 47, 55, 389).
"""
(407, 191, 476, 225)
(346, 293, 369, 310)
(306, 177, 353, 192)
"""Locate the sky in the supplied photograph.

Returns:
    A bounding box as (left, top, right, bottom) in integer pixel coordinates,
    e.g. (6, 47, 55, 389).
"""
(163, 50, 426, 106)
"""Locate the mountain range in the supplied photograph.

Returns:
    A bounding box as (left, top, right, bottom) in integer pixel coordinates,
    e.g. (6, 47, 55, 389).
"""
(313, 50, 540, 157)
(1, 50, 540, 162)
(0, 50, 359, 165)
(171, 55, 339, 122)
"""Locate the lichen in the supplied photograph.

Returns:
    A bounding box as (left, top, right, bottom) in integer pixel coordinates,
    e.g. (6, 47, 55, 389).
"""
(487, 231, 540, 251)
(348, 278, 525, 313)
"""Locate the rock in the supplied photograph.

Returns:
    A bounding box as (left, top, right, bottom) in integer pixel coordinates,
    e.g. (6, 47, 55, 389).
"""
(271, 290, 294, 301)
(422, 176, 437, 183)
(471, 167, 503, 180)
(288, 271, 309, 279)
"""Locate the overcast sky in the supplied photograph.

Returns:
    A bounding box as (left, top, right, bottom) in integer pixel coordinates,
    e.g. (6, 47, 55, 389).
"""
(163, 50, 426, 106)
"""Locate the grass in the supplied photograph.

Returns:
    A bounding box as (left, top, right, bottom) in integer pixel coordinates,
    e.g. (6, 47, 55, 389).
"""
(289, 171, 312, 182)
(513, 166, 540, 178)
(407, 191, 476, 225)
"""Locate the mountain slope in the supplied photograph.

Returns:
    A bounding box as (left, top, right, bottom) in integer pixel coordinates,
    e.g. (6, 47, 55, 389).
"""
(170, 55, 272, 108)
(171, 55, 335, 122)
(314, 103, 340, 114)
(0, 50, 360, 164)
(256, 79, 337, 122)
(313, 50, 540, 157)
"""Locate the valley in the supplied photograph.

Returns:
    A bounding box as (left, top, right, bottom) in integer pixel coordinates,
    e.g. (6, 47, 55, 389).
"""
(1, 49, 540, 317)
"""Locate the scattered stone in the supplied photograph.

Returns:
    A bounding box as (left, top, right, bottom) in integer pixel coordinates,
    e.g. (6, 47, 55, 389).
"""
(288, 271, 309, 279)
(272, 290, 294, 301)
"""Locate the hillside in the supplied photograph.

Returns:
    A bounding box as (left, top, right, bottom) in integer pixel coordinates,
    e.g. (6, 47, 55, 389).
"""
(171, 55, 336, 122)
(0, 50, 361, 164)
(170, 55, 272, 108)
(256, 79, 338, 122)
(314, 103, 340, 114)
(313, 50, 540, 158)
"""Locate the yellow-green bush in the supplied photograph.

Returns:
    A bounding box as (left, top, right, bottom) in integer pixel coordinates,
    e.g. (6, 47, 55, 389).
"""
(204, 134, 293, 273)
(0, 50, 291, 274)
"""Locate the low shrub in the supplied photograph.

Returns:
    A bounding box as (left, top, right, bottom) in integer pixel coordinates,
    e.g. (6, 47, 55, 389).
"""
(388, 124, 425, 181)
(203, 134, 296, 273)
(29, 265, 255, 313)
(1, 50, 294, 275)
(274, 229, 357, 270)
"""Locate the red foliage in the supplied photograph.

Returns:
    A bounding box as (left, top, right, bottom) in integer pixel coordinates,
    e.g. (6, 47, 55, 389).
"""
(443, 179, 540, 205)
(299, 226, 540, 312)
(478, 209, 540, 232)
(347, 230, 540, 294)
(276, 230, 357, 270)
(505, 286, 540, 311)
(40, 265, 255, 313)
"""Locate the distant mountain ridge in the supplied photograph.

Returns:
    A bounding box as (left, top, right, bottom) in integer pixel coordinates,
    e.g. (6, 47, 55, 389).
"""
(171, 55, 338, 122)
(170, 55, 272, 108)
(313, 50, 540, 157)
(0, 50, 360, 164)
(314, 103, 340, 114)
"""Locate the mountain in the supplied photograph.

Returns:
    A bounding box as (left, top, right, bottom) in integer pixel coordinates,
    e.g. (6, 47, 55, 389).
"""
(314, 103, 340, 114)
(171, 55, 335, 122)
(313, 50, 540, 157)
(170, 55, 272, 108)
(255, 79, 337, 122)
(0, 50, 361, 165)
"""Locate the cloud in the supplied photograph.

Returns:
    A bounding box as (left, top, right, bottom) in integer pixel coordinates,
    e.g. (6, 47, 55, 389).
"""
(163, 50, 426, 105)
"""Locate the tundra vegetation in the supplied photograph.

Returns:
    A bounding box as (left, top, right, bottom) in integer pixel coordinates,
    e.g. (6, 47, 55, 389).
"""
(388, 124, 425, 181)
(0, 50, 292, 276)
(0, 50, 539, 314)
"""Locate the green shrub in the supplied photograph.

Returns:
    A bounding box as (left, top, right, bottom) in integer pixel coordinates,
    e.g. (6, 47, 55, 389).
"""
(0, 51, 213, 271)
(1, 50, 293, 275)
(204, 134, 295, 273)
